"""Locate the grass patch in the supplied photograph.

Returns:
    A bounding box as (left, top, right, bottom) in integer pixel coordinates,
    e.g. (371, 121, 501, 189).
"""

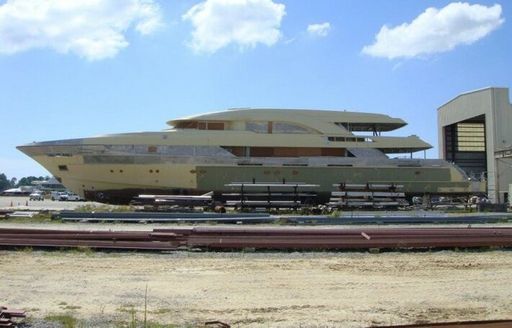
(150, 308, 172, 315)
(64, 305, 82, 310)
(73, 204, 134, 213)
(65, 246, 95, 255)
(16, 246, 33, 253)
(111, 286, 201, 327)
(144, 323, 178, 328)
(114, 318, 178, 328)
(330, 210, 342, 218)
(45, 313, 79, 328)
(117, 304, 136, 313)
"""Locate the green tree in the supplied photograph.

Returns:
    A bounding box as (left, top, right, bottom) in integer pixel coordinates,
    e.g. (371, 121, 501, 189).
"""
(0, 173, 13, 191)
(16, 176, 46, 187)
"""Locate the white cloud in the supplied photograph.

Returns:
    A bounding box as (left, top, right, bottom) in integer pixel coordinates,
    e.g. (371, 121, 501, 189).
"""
(0, 0, 162, 60)
(307, 22, 331, 37)
(183, 0, 286, 53)
(362, 2, 504, 59)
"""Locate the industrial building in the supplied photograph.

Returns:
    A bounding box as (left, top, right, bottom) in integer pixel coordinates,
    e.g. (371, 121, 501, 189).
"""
(438, 87, 512, 203)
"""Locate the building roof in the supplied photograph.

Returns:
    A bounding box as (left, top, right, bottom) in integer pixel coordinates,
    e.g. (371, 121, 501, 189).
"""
(437, 86, 509, 110)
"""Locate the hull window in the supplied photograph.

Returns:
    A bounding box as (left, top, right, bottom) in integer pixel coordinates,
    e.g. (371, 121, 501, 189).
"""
(328, 136, 368, 142)
(246, 121, 268, 133)
(175, 121, 225, 130)
(273, 122, 311, 134)
(224, 146, 345, 157)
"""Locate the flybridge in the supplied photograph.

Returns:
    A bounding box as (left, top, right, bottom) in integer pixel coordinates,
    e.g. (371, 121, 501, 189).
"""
(168, 108, 407, 127)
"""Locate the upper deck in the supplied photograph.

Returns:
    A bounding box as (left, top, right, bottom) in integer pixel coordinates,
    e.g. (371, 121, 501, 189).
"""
(167, 108, 407, 135)
(19, 108, 430, 158)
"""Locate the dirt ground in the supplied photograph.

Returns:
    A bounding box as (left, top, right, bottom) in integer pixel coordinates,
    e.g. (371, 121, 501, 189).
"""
(2, 248, 512, 327)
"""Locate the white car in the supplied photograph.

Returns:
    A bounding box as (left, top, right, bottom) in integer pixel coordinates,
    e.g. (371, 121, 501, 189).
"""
(51, 191, 66, 201)
(58, 192, 69, 201)
(29, 192, 44, 201)
(66, 193, 82, 201)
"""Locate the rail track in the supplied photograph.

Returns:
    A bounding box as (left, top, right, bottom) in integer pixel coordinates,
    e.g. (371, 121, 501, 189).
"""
(1, 227, 512, 251)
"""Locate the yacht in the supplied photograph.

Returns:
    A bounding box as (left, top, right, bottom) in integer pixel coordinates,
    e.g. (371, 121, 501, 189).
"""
(17, 108, 482, 203)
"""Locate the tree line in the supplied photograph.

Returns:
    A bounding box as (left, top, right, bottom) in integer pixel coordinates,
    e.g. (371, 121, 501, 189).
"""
(0, 173, 50, 191)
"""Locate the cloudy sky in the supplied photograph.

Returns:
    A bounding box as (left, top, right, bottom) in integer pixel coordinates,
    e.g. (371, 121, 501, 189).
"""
(0, 0, 510, 178)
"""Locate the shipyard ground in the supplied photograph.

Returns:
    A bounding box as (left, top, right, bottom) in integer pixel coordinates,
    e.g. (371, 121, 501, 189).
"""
(1, 247, 512, 327)
(1, 196, 512, 327)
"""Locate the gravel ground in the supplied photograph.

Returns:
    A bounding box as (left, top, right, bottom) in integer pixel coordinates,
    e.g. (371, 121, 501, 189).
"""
(2, 249, 512, 327)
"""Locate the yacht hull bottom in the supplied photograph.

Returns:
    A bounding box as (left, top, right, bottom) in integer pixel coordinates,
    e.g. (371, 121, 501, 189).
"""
(20, 153, 484, 204)
(78, 164, 484, 205)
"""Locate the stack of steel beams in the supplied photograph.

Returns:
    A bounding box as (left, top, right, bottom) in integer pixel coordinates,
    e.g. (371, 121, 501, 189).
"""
(1, 227, 512, 251)
(329, 183, 408, 209)
(0, 306, 25, 327)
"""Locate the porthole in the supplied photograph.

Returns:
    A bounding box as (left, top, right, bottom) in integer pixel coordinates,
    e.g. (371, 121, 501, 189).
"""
(119, 169, 123, 173)
(150, 169, 153, 173)
(110, 169, 114, 173)
(156, 169, 160, 173)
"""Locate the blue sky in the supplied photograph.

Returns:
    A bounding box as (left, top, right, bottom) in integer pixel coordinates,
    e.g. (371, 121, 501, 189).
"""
(0, 0, 510, 179)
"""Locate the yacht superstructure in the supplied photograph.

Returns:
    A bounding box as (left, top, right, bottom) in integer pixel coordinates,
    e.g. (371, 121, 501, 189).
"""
(18, 108, 482, 203)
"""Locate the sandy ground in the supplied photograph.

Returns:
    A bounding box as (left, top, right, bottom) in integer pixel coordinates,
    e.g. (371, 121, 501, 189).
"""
(0, 196, 112, 212)
(2, 249, 512, 327)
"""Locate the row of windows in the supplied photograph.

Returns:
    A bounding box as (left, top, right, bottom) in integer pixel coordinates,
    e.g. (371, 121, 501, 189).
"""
(327, 136, 373, 142)
(176, 120, 314, 134)
(246, 121, 312, 134)
(58, 165, 162, 174)
(223, 146, 345, 157)
(175, 121, 225, 130)
(108, 169, 160, 173)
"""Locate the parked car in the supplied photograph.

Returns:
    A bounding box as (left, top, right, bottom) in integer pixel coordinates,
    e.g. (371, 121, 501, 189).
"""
(51, 191, 66, 201)
(66, 193, 82, 201)
(29, 192, 44, 201)
(58, 192, 69, 201)
(52, 191, 83, 201)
